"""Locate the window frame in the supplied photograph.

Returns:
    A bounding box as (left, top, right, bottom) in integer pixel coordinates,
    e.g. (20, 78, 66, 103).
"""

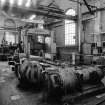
(65, 8, 76, 46)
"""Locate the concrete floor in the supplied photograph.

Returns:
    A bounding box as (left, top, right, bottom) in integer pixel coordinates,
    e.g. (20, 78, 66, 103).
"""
(0, 62, 52, 105)
(1, 62, 105, 105)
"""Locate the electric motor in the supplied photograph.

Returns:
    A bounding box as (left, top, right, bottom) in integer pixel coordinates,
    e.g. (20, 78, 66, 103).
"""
(44, 66, 105, 97)
(59, 68, 78, 91)
(17, 59, 44, 84)
(75, 66, 104, 84)
(44, 67, 62, 96)
(44, 67, 79, 96)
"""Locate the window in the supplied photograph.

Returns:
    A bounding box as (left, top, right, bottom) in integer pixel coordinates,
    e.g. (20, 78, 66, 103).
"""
(5, 32, 15, 44)
(65, 9, 76, 46)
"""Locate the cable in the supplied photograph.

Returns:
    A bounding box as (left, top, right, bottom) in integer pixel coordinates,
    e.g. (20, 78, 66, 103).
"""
(69, 0, 97, 9)
(83, 0, 94, 15)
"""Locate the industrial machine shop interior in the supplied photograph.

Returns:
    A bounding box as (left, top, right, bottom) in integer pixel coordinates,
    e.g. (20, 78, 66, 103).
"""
(1, 0, 105, 105)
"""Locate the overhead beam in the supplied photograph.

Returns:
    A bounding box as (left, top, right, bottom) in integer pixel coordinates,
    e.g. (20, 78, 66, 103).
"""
(82, 7, 105, 16)
(1, 3, 76, 20)
(45, 20, 63, 26)
(69, 0, 97, 9)
(83, 0, 94, 15)
(47, 0, 55, 7)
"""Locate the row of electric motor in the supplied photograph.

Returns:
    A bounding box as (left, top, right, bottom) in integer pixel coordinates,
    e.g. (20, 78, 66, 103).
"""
(8, 55, 105, 98)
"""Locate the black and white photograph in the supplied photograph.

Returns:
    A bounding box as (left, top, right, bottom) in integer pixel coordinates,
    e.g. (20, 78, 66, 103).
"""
(0, 0, 105, 105)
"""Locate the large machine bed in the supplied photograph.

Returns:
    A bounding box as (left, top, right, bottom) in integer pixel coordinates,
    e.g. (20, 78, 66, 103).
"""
(62, 83, 105, 105)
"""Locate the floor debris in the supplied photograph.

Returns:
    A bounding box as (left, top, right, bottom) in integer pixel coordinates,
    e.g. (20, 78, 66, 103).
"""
(11, 95, 21, 101)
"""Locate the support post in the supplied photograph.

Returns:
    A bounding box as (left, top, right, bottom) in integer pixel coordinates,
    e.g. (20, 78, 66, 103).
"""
(18, 28, 21, 44)
(77, 0, 82, 53)
(50, 31, 56, 61)
(24, 29, 30, 59)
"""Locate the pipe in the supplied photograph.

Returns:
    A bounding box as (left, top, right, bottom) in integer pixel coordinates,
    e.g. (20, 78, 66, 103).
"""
(77, 0, 82, 53)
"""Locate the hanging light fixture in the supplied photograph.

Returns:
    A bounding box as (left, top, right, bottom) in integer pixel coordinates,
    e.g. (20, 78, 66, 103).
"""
(9, 0, 14, 6)
(25, 0, 31, 7)
(0, 0, 6, 7)
(29, 14, 36, 20)
(18, 0, 23, 6)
